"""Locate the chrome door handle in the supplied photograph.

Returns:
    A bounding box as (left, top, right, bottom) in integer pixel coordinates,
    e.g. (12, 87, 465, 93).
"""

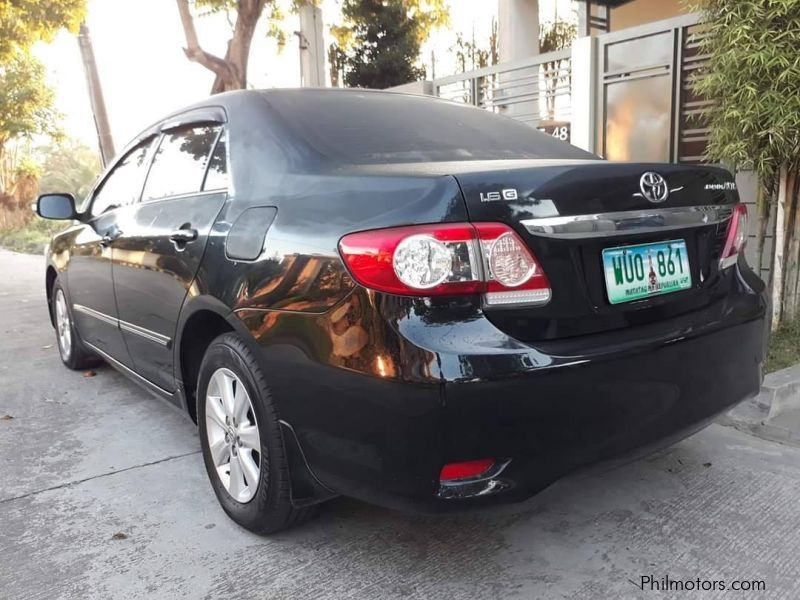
(169, 229, 198, 243)
(100, 228, 122, 247)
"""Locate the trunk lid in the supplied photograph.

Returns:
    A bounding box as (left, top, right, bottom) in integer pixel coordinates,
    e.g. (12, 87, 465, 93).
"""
(452, 160, 741, 341)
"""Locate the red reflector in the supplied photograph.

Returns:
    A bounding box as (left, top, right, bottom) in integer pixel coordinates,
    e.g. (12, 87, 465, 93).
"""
(720, 203, 748, 269)
(440, 458, 495, 481)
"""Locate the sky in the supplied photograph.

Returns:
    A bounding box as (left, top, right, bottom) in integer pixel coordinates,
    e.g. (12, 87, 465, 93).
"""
(32, 0, 574, 154)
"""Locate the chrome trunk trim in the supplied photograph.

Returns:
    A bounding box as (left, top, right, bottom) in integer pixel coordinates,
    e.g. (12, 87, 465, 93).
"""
(521, 205, 732, 239)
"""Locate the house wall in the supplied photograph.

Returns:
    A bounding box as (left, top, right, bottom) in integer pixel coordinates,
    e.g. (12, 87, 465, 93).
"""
(498, 0, 540, 62)
(610, 0, 690, 31)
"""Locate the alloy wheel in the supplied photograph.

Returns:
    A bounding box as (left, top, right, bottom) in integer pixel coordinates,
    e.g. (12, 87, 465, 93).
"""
(54, 289, 72, 360)
(205, 367, 262, 503)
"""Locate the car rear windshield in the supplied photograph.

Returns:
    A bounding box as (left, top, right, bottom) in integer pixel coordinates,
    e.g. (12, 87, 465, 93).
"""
(264, 91, 597, 165)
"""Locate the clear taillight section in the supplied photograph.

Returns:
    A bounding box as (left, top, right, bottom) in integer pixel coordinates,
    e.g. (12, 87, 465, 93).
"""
(719, 204, 748, 270)
(474, 222, 551, 306)
(338, 222, 551, 307)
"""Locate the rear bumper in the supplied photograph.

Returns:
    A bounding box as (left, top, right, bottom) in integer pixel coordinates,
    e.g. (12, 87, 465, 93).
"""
(439, 314, 765, 508)
(241, 274, 768, 513)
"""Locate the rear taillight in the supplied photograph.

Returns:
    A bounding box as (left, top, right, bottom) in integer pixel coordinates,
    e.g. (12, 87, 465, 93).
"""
(338, 222, 551, 306)
(719, 204, 748, 270)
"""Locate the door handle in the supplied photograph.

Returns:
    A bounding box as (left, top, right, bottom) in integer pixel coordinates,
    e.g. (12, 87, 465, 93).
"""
(100, 227, 123, 247)
(169, 228, 198, 243)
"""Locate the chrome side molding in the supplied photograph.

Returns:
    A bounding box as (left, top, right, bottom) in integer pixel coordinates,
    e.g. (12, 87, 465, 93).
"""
(521, 205, 733, 239)
(73, 303, 171, 348)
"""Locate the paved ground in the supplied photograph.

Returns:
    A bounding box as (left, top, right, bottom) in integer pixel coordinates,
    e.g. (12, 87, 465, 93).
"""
(1, 248, 800, 599)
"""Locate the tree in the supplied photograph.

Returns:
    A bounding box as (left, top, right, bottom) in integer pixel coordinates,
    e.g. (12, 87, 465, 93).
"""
(0, 0, 85, 228)
(0, 51, 60, 196)
(451, 21, 498, 75)
(330, 0, 449, 89)
(177, 0, 310, 93)
(448, 20, 498, 105)
(693, 0, 800, 328)
(539, 18, 576, 122)
(38, 140, 102, 201)
(0, 0, 86, 60)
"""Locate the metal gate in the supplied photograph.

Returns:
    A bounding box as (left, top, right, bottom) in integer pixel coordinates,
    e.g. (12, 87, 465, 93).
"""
(595, 13, 709, 163)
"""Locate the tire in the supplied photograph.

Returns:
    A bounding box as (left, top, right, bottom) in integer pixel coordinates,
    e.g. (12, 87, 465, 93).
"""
(197, 332, 316, 534)
(51, 280, 100, 370)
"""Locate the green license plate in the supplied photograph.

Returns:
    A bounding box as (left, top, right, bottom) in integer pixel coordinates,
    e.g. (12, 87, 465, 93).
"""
(602, 240, 692, 305)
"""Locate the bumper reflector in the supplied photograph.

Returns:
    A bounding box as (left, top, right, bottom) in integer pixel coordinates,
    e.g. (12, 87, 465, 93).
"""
(440, 458, 495, 482)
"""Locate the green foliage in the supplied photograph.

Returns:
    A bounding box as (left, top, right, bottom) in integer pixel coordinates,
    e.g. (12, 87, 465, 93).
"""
(539, 19, 577, 54)
(404, 0, 449, 44)
(0, 51, 61, 196)
(0, 217, 66, 254)
(693, 0, 800, 181)
(765, 317, 800, 373)
(331, 0, 449, 89)
(0, 50, 60, 146)
(15, 157, 42, 179)
(38, 140, 102, 201)
(192, 0, 317, 50)
(0, 0, 86, 60)
(450, 20, 498, 74)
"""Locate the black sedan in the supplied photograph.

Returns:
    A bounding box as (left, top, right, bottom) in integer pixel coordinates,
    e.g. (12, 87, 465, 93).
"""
(37, 89, 767, 533)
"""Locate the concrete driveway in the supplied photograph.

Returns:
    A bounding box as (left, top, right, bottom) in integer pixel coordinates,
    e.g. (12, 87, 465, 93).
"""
(1, 248, 799, 599)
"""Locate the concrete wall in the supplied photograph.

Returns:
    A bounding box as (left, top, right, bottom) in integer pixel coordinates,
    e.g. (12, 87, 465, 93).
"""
(387, 81, 434, 96)
(610, 0, 689, 32)
(498, 0, 539, 62)
(737, 170, 772, 282)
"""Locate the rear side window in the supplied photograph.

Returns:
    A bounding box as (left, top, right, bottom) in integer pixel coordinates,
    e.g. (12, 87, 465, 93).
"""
(203, 129, 228, 191)
(90, 138, 155, 217)
(142, 125, 220, 200)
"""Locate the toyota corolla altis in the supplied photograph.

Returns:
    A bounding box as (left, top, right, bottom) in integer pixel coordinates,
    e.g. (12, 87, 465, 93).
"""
(37, 89, 768, 533)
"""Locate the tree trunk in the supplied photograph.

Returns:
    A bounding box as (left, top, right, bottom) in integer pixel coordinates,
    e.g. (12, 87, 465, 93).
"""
(783, 170, 800, 320)
(176, 0, 267, 94)
(771, 164, 789, 331)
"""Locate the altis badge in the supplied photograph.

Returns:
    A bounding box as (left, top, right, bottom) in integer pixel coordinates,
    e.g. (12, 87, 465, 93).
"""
(480, 188, 519, 202)
(704, 182, 737, 191)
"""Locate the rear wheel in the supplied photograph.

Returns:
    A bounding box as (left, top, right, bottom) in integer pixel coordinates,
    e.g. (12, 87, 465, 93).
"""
(51, 281, 99, 370)
(197, 333, 316, 534)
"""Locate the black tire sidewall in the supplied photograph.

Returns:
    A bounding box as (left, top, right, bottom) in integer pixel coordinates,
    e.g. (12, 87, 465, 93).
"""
(51, 280, 84, 369)
(197, 334, 289, 532)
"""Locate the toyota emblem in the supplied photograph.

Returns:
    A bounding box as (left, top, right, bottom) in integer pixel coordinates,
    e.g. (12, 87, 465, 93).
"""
(639, 172, 669, 203)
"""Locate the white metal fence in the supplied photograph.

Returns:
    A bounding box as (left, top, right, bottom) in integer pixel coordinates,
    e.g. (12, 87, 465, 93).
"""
(432, 49, 572, 138)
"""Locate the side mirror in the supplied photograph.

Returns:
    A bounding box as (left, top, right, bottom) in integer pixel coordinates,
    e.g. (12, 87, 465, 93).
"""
(36, 193, 77, 220)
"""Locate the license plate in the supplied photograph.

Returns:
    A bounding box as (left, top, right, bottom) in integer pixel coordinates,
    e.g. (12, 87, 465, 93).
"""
(602, 240, 692, 305)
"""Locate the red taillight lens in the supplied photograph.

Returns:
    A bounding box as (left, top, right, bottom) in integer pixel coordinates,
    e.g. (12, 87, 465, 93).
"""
(474, 222, 551, 306)
(720, 204, 748, 269)
(337, 223, 483, 296)
(440, 458, 495, 482)
(338, 222, 550, 306)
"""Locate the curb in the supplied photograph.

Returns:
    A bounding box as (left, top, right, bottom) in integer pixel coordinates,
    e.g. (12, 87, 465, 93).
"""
(721, 363, 800, 444)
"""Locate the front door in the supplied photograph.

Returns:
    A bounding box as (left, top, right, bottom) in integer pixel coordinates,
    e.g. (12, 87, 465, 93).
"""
(112, 125, 228, 392)
(68, 138, 155, 364)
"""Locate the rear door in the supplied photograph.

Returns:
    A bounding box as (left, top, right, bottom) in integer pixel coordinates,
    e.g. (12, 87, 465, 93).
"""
(112, 124, 229, 392)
